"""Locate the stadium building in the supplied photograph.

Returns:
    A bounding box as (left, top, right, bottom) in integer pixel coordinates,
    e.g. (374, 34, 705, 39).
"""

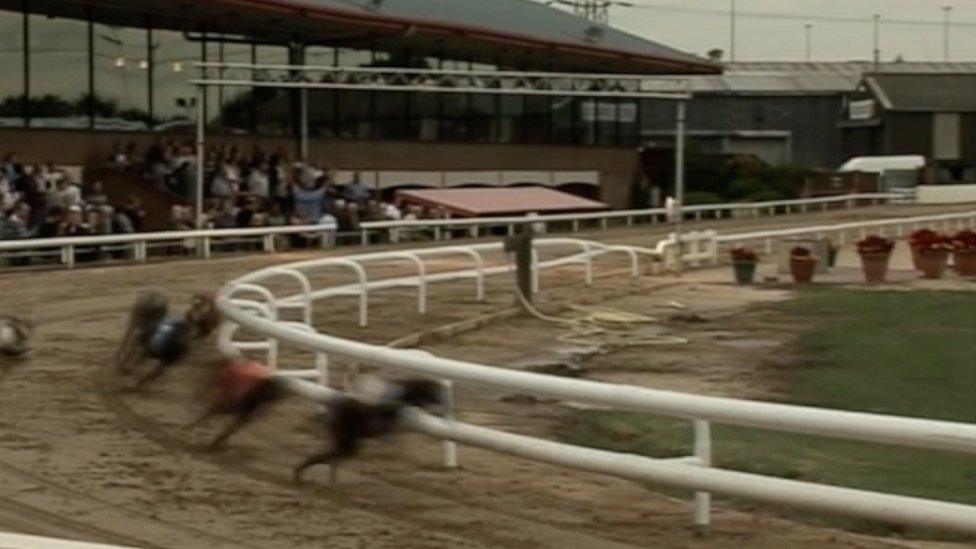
(0, 0, 716, 208)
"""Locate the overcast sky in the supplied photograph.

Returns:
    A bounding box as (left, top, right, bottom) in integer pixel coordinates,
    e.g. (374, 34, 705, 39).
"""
(593, 0, 976, 62)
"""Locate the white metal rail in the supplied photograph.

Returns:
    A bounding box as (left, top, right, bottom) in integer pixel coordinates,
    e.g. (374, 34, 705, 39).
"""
(358, 193, 904, 245)
(218, 235, 976, 536)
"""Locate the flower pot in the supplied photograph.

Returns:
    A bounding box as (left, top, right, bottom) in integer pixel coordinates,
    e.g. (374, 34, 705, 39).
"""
(733, 261, 757, 285)
(790, 257, 817, 283)
(858, 251, 891, 284)
(953, 250, 976, 276)
(917, 249, 949, 279)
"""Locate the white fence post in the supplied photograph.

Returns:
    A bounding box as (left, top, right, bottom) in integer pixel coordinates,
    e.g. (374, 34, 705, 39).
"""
(694, 420, 712, 536)
(442, 380, 459, 469)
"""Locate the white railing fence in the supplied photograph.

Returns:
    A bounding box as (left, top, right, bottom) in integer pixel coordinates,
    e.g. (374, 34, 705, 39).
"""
(217, 235, 976, 537)
(0, 193, 905, 271)
(359, 193, 904, 245)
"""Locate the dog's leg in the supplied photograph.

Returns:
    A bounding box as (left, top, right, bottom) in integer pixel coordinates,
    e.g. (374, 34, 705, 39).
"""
(293, 449, 342, 484)
(134, 360, 172, 388)
(207, 413, 251, 449)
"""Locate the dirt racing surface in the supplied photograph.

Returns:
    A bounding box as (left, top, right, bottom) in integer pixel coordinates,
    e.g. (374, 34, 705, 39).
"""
(0, 204, 971, 548)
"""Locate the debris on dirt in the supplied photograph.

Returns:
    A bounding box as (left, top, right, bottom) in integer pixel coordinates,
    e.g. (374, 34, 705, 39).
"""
(665, 300, 688, 310)
(515, 361, 585, 378)
(668, 312, 711, 323)
(499, 393, 560, 405)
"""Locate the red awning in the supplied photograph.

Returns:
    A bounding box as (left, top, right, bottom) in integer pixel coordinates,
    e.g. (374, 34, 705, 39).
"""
(395, 187, 608, 218)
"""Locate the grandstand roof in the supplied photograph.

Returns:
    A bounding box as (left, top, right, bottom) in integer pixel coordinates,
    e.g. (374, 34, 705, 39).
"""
(864, 73, 976, 113)
(10, 0, 717, 75)
(680, 61, 976, 95)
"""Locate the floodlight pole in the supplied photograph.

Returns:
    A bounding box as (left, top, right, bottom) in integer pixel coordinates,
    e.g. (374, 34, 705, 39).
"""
(195, 83, 206, 228)
(300, 88, 309, 162)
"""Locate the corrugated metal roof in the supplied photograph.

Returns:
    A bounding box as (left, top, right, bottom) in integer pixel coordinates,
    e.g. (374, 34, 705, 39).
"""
(678, 61, 976, 95)
(217, 0, 717, 74)
(866, 73, 976, 112)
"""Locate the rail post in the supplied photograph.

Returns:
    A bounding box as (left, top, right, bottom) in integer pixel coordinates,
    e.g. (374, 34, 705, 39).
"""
(693, 420, 712, 536)
(442, 380, 458, 469)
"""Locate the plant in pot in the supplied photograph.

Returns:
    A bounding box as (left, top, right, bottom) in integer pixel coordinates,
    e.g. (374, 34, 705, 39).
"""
(909, 228, 940, 271)
(856, 235, 895, 284)
(730, 246, 759, 284)
(789, 246, 818, 283)
(950, 230, 976, 276)
(912, 230, 953, 279)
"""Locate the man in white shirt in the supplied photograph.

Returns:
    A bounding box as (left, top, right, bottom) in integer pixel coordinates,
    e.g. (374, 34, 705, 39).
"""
(247, 163, 270, 200)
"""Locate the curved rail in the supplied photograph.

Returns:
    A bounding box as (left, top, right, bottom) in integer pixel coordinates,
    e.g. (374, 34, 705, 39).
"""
(217, 236, 976, 536)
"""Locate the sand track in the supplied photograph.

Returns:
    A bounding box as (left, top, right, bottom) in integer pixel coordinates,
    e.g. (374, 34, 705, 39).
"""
(0, 204, 969, 548)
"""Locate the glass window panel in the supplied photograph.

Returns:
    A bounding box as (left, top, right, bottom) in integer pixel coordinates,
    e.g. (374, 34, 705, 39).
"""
(525, 95, 553, 144)
(0, 8, 24, 127)
(497, 96, 521, 143)
(469, 93, 496, 142)
(207, 41, 253, 133)
(254, 44, 290, 136)
(305, 46, 335, 138)
(151, 29, 199, 131)
(93, 23, 149, 130)
(335, 48, 373, 139)
(29, 12, 89, 129)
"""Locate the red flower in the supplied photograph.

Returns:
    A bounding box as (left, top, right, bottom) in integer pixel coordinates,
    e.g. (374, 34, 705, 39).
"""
(730, 246, 758, 263)
(790, 246, 815, 259)
(910, 229, 953, 252)
(951, 230, 976, 252)
(857, 235, 895, 254)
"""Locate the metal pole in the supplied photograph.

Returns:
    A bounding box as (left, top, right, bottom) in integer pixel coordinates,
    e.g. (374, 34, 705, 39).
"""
(300, 87, 309, 162)
(730, 0, 737, 62)
(674, 100, 686, 271)
(195, 84, 206, 228)
(805, 24, 812, 62)
(943, 6, 953, 61)
(872, 15, 881, 69)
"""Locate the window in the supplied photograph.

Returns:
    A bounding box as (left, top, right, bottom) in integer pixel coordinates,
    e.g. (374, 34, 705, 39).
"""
(335, 48, 373, 139)
(0, 8, 24, 127)
(29, 11, 89, 128)
(151, 29, 199, 131)
(254, 44, 290, 136)
(207, 40, 253, 133)
(93, 23, 149, 130)
(305, 46, 335, 138)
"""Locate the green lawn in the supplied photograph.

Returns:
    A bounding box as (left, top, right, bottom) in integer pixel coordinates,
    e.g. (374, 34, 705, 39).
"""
(555, 289, 976, 535)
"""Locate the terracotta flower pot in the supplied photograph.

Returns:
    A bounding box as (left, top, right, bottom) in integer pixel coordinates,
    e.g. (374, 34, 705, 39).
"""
(953, 250, 976, 276)
(917, 249, 949, 279)
(733, 261, 757, 285)
(790, 257, 817, 283)
(858, 251, 891, 284)
(910, 246, 923, 271)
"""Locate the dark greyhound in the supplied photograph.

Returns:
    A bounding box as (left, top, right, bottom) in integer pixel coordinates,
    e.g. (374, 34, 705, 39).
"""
(116, 292, 220, 387)
(293, 378, 446, 484)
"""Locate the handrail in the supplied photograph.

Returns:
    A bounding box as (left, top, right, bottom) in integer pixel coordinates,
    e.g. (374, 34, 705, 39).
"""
(360, 193, 902, 231)
(218, 233, 976, 536)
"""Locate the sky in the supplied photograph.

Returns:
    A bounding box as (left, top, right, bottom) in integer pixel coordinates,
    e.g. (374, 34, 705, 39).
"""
(580, 1, 976, 62)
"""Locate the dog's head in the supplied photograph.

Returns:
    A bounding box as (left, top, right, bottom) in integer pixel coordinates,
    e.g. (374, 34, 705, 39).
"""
(396, 379, 446, 412)
(131, 291, 169, 329)
(186, 293, 221, 338)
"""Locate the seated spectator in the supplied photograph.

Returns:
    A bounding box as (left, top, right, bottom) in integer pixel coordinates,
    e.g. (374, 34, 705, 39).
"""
(106, 205, 134, 234)
(121, 196, 146, 232)
(59, 205, 91, 237)
(291, 176, 326, 223)
(37, 206, 63, 238)
(210, 163, 239, 199)
(85, 181, 109, 207)
(1, 152, 19, 183)
(1, 202, 33, 239)
(246, 162, 270, 200)
(57, 178, 83, 209)
(170, 203, 196, 231)
(344, 172, 371, 204)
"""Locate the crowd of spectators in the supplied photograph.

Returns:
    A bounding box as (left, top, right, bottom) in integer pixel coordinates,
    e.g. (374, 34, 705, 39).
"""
(115, 139, 445, 240)
(1, 151, 147, 242)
